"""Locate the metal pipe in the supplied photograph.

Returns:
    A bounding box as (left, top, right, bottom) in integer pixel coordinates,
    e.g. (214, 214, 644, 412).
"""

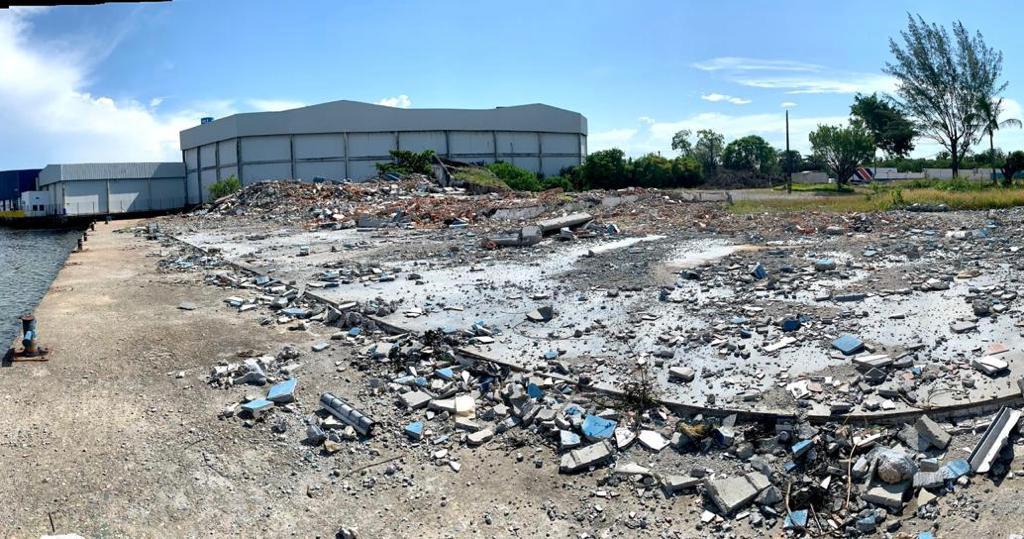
(320, 392, 376, 436)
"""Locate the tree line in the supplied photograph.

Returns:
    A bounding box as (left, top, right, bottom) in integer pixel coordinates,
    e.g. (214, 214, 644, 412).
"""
(570, 13, 1023, 190)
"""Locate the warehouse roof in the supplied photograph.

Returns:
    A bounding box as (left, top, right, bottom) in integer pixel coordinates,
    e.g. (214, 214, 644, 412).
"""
(180, 100, 588, 150)
(38, 162, 186, 187)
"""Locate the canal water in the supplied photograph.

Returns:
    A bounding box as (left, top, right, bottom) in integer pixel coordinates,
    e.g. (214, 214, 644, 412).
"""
(0, 228, 79, 349)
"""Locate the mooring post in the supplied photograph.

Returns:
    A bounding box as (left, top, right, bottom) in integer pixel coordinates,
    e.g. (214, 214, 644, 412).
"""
(20, 315, 37, 356)
(77, 238, 83, 251)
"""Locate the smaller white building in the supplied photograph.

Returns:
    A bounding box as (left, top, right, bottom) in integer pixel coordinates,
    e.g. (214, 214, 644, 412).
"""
(19, 191, 52, 217)
(37, 162, 187, 216)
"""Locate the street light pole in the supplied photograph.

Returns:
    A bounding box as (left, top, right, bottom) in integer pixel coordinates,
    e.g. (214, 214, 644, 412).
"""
(786, 110, 792, 194)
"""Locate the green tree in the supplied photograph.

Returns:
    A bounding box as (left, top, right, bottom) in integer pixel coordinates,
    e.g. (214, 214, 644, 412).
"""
(671, 155, 703, 188)
(209, 175, 242, 199)
(671, 129, 693, 154)
(487, 162, 541, 191)
(1001, 151, 1024, 187)
(721, 135, 777, 173)
(581, 149, 628, 189)
(975, 96, 1022, 184)
(850, 93, 917, 158)
(809, 124, 875, 187)
(692, 129, 725, 176)
(377, 149, 436, 175)
(631, 153, 674, 188)
(884, 15, 1006, 178)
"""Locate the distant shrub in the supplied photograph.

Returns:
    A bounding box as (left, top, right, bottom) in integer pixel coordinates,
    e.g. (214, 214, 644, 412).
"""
(209, 175, 242, 199)
(541, 176, 573, 191)
(377, 149, 436, 176)
(487, 161, 542, 191)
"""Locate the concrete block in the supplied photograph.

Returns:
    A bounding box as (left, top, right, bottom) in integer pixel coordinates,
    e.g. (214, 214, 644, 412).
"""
(705, 476, 758, 515)
(559, 441, 613, 473)
(400, 390, 432, 409)
(915, 416, 950, 449)
(466, 429, 494, 446)
(266, 378, 297, 403)
(861, 480, 909, 510)
(661, 474, 700, 494)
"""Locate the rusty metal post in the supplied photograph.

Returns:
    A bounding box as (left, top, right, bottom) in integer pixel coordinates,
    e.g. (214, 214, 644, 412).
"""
(21, 315, 37, 355)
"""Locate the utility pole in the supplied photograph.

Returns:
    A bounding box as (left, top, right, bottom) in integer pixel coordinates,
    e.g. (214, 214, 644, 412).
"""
(785, 110, 792, 194)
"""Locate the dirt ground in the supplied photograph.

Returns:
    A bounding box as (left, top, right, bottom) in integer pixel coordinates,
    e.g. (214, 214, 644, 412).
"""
(3, 213, 1024, 539)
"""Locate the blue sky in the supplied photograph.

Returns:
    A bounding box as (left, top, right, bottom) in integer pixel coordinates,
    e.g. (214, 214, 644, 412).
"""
(2, 0, 1024, 169)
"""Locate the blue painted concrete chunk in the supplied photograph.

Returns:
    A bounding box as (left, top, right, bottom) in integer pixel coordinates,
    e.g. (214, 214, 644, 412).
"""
(241, 398, 274, 414)
(942, 459, 971, 479)
(435, 367, 455, 380)
(791, 439, 813, 458)
(581, 415, 617, 441)
(751, 263, 768, 280)
(347, 327, 362, 337)
(266, 378, 297, 403)
(784, 510, 808, 529)
(782, 318, 801, 332)
(560, 430, 581, 449)
(917, 532, 934, 539)
(832, 334, 864, 355)
(563, 404, 584, 416)
(527, 383, 544, 399)
(414, 376, 428, 387)
(405, 421, 424, 440)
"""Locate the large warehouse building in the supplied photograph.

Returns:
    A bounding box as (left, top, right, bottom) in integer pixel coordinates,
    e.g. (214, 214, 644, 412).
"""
(37, 162, 187, 216)
(179, 100, 588, 204)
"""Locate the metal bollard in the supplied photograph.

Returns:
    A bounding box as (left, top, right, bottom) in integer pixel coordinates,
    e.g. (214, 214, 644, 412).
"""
(77, 238, 83, 251)
(90, 222, 96, 231)
(320, 392, 376, 436)
(82, 232, 88, 242)
(21, 315, 37, 355)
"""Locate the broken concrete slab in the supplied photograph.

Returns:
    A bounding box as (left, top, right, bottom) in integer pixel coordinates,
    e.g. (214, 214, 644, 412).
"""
(705, 476, 759, 515)
(968, 406, 1022, 474)
(972, 355, 1009, 376)
(559, 440, 613, 473)
(536, 212, 592, 233)
(266, 378, 297, 403)
(861, 480, 909, 510)
(638, 430, 668, 452)
(400, 390, 432, 410)
(466, 429, 494, 446)
(661, 474, 700, 495)
(915, 416, 951, 450)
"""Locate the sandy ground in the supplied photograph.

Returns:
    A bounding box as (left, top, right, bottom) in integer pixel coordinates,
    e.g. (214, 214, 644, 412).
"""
(3, 216, 1024, 538)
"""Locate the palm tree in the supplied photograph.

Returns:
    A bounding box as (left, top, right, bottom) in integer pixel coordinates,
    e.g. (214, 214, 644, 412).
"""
(976, 97, 1023, 185)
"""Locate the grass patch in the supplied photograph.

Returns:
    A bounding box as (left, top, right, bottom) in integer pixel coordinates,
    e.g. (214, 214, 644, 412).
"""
(771, 183, 857, 194)
(901, 187, 1024, 209)
(452, 167, 509, 190)
(730, 194, 893, 214)
(730, 184, 1024, 214)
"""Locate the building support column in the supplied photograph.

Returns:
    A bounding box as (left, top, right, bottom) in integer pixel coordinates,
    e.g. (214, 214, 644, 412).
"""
(344, 133, 350, 179)
(289, 135, 296, 179)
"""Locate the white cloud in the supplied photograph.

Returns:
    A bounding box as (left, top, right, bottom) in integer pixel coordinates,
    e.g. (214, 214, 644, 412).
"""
(0, 10, 197, 166)
(780, 101, 797, 108)
(701, 93, 751, 105)
(376, 94, 412, 108)
(637, 116, 656, 125)
(246, 99, 306, 112)
(692, 57, 822, 72)
(589, 128, 638, 148)
(0, 10, 309, 168)
(736, 74, 898, 95)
